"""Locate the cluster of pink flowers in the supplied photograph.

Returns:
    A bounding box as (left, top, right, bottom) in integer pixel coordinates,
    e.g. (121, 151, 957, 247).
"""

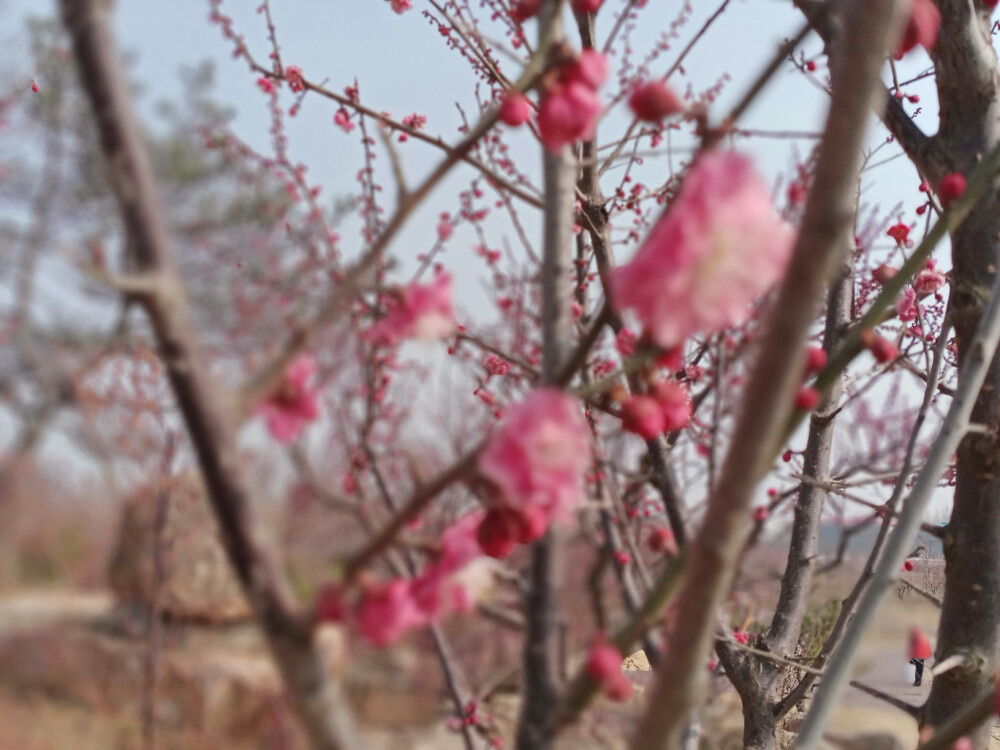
(619, 380, 691, 440)
(586, 639, 633, 701)
(537, 50, 608, 152)
(610, 151, 795, 350)
(317, 513, 494, 646)
(368, 272, 457, 346)
(476, 389, 591, 558)
(257, 355, 321, 442)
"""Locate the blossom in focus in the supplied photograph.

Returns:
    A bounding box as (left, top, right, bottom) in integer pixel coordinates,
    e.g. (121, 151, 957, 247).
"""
(894, 0, 941, 60)
(610, 151, 794, 349)
(887, 222, 911, 246)
(257, 355, 321, 442)
(368, 272, 457, 346)
(478, 388, 591, 527)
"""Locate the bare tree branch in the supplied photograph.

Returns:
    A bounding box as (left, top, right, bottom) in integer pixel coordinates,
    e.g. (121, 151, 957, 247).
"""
(59, 2, 362, 747)
(629, 3, 906, 747)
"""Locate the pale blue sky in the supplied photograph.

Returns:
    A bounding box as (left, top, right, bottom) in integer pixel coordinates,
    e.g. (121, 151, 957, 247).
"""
(0, 0, 954, 514)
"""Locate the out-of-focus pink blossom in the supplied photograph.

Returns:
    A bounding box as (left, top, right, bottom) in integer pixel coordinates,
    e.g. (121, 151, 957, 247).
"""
(257, 355, 321, 442)
(537, 51, 608, 152)
(897, 286, 919, 322)
(628, 80, 684, 122)
(369, 272, 457, 346)
(914, 259, 946, 294)
(346, 513, 496, 646)
(649, 380, 692, 433)
(285, 65, 305, 92)
(620, 395, 665, 439)
(478, 388, 591, 527)
(389, 0, 412, 14)
(498, 91, 533, 126)
(355, 579, 423, 646)
(334, 108, 354, 132)
(586, 639, 633, 701)
(938, 172, 967, 208)
(610, 151, 794, 349)
(894, 0, 940, 60)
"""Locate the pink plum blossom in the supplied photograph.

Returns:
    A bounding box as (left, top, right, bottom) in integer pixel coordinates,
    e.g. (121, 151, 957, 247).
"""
(895, 0, 940, 60)
(897, 286, 919, 322)
(498, 91, 533, 127)
(537, 51, 608, 152)
(628, 80, 684, 122)
(914, 260, 946, 294)
(389, 0, 412, 14)
(355, 579, 423, 647)
(368, 272, 457, 346)
(586, 639, 633, 701)
(257, 355, 321, 442)
(341, 513, 497, 646)
(620, 395, 665, 440)
(609, 151, 794, 349)
(478, 388, 591, 529)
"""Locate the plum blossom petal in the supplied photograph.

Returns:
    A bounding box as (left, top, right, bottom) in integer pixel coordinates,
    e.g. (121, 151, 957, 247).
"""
(610, 151, 794, 349)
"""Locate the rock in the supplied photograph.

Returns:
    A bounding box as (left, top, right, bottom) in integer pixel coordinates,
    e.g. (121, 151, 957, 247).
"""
(622, 649, 651, 671)
(108, 473, 251, 623)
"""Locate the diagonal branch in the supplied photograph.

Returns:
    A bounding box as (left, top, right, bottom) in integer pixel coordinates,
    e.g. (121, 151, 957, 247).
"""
(628, 3, 907, 748)
(848, 680, 922, 718)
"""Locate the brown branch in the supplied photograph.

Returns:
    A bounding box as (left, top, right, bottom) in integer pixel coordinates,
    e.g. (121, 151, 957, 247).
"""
(59, 2, 361, 747)
(629, 3, 907, 747)
(848, 680, 922, 718)
(517, 4, 576, 746)
(793, 0, 947, 180)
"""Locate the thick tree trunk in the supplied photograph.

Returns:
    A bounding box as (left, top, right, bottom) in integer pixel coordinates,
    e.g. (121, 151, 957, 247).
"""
(925, 3, 1000, 746)
(926, 188, 1000, 747)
